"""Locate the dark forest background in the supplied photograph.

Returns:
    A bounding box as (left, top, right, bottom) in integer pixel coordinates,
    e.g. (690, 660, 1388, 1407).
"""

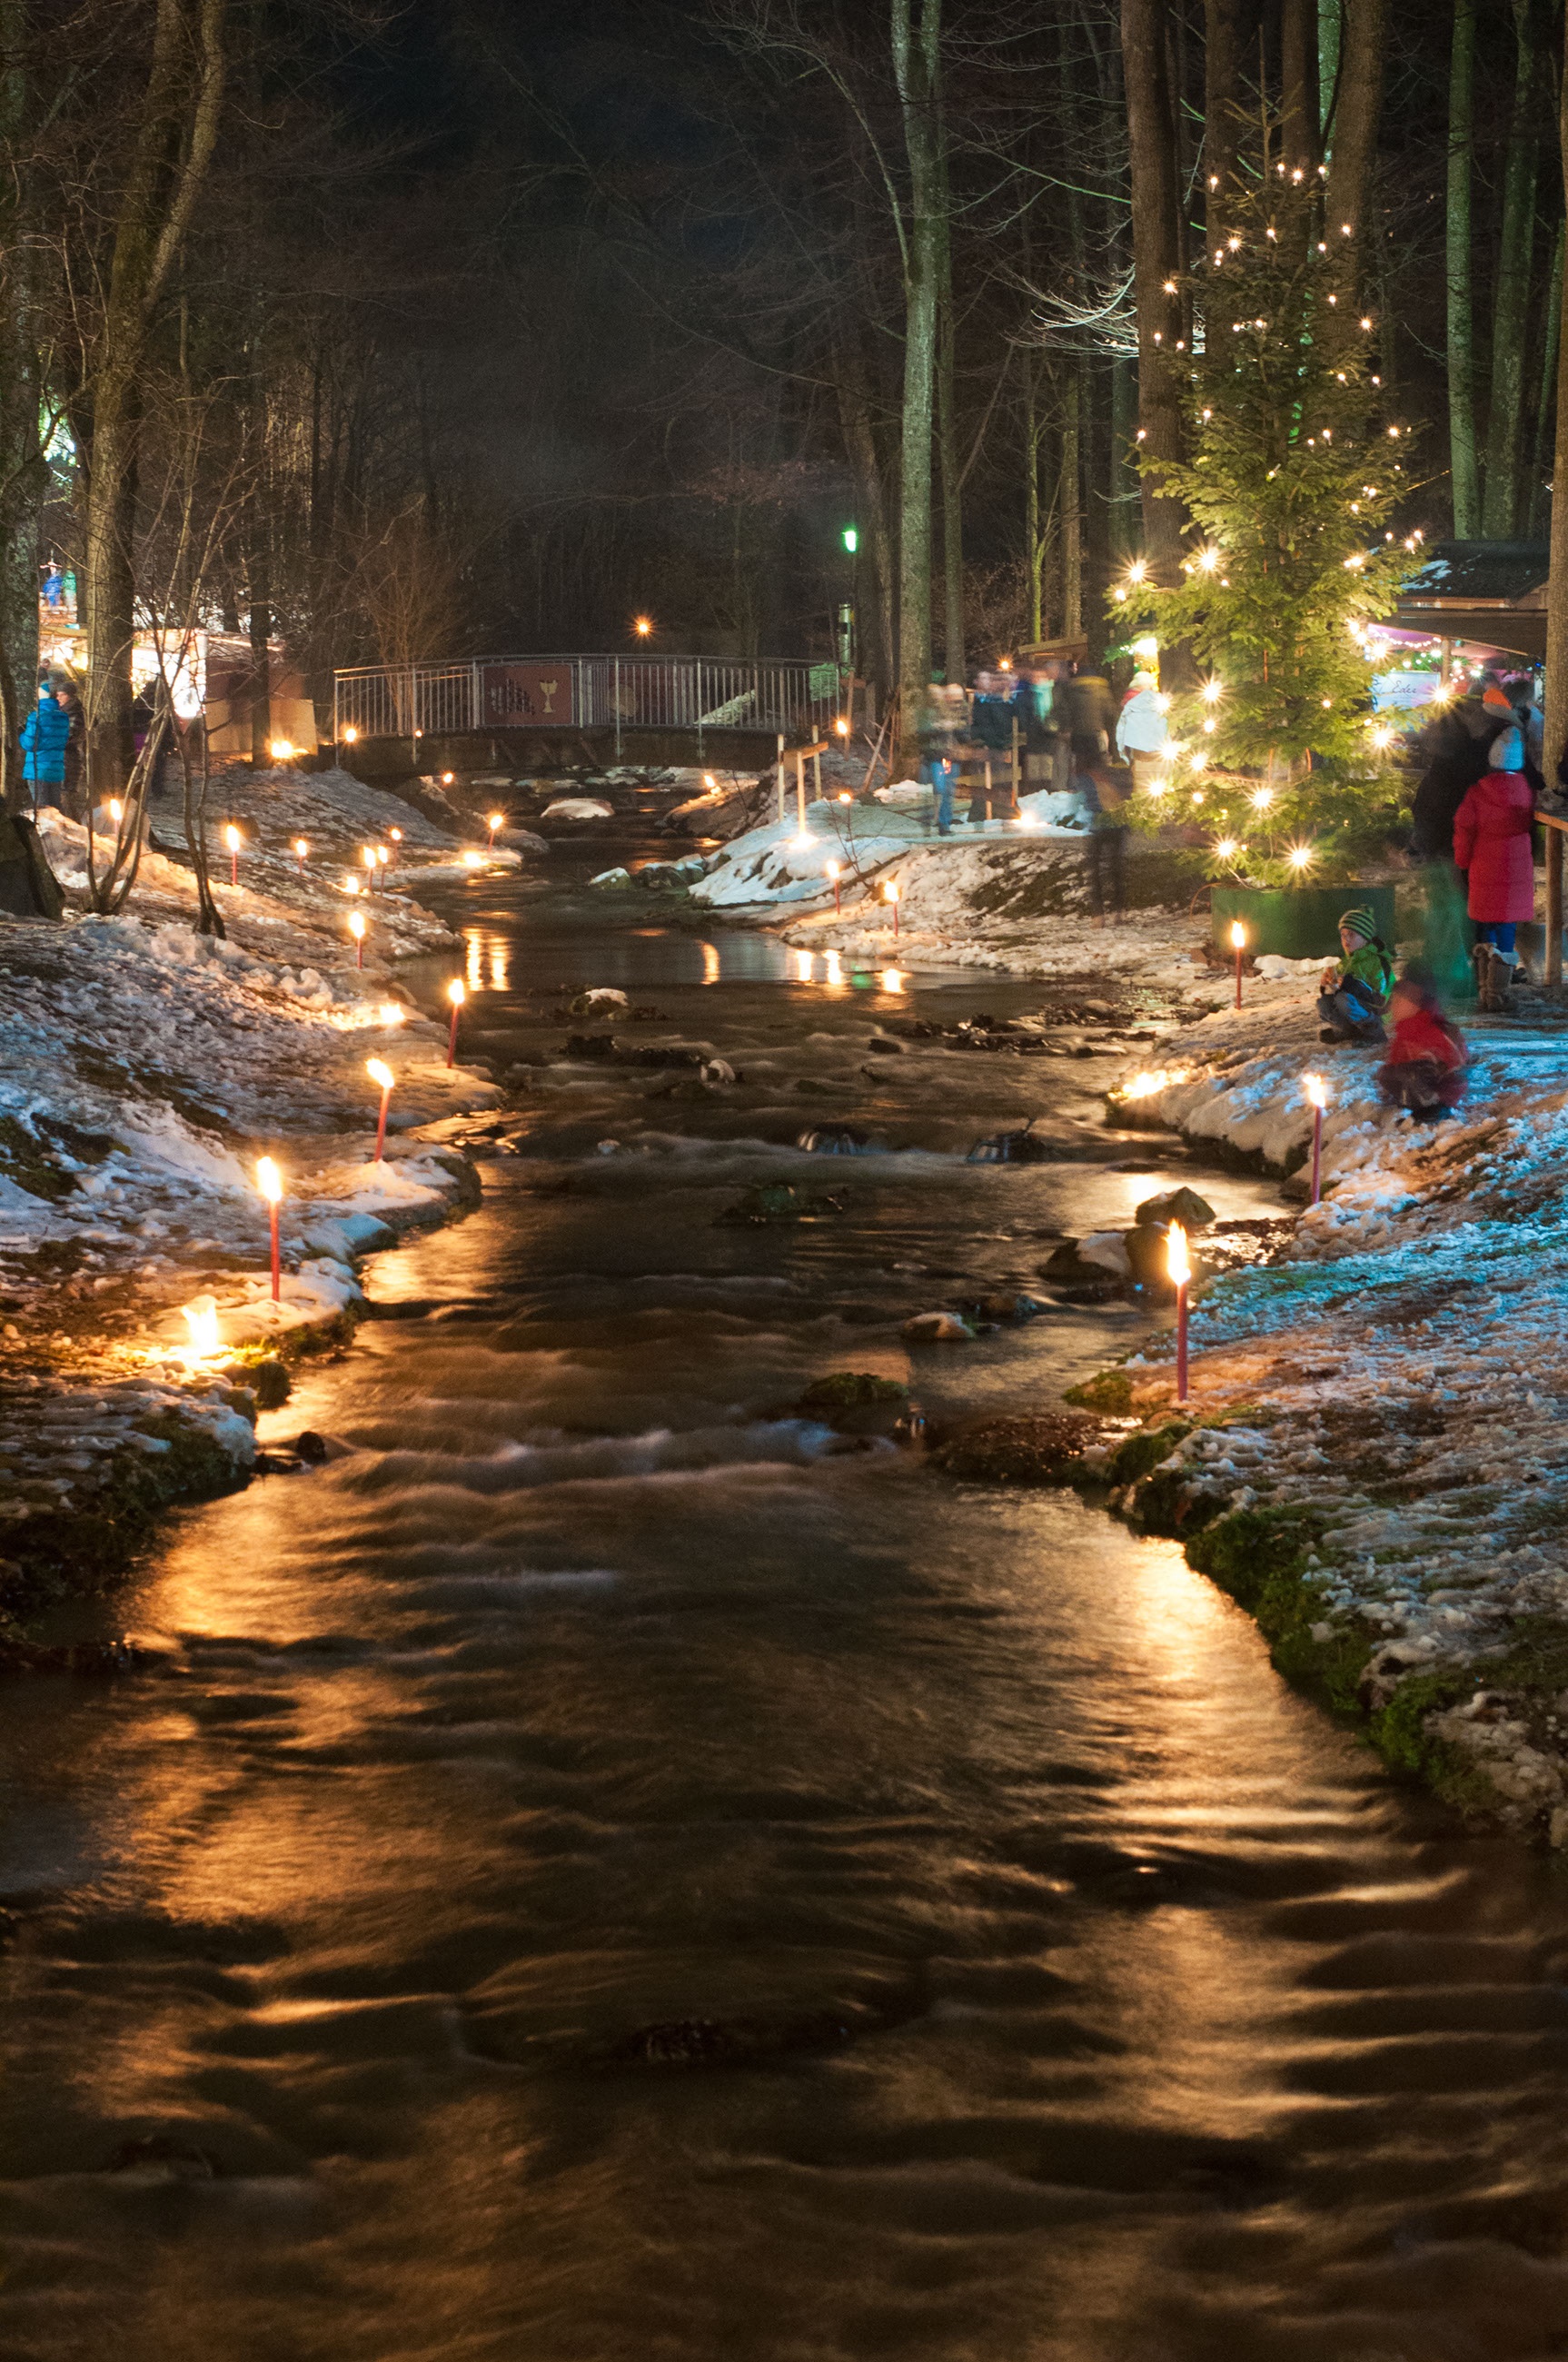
(3, 0, 1559, 792)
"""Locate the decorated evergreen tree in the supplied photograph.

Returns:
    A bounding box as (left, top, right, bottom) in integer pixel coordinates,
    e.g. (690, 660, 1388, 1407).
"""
(1115, 169, 1422, 887)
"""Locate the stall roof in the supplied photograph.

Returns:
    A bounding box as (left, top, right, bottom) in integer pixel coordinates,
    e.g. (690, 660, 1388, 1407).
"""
(1394, 540, 1549, 658)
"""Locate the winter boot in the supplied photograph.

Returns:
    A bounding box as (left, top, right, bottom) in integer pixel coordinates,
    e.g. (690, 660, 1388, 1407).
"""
(1475, 944, 1513, 1013)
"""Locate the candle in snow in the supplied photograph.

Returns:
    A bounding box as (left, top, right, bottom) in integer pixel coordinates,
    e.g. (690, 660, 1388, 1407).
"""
(487, 811, 505, 848)
(446, 978, 465, 1067)
(224, 823, 242, 887)
(366, 1057, 395, 1162)
(1230, 919, 1246, 1008)
(1305, 1074, 1329, 1205)
(256, 1156, 283, 1302)
(293, 836, 309, 873)
(349, 909, 366, 968)
(1167, 1220, 1191, 1404)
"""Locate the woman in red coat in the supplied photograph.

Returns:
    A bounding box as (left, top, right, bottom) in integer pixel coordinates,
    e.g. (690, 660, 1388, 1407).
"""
(1452, 724, 1536, 971)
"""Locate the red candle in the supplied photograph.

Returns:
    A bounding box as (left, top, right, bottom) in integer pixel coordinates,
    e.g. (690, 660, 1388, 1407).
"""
(1231, 919, 1245, 1009)
(367, 1058, 394, 1162)
(256, 1157, 283, 1303)
(446, 978, 465, 1067)
(1305, 1075, 1329, 1205)
(225, 823, 241, 888)
(1168, 1221, 1191, 1403)
(349, 911, 366, 968)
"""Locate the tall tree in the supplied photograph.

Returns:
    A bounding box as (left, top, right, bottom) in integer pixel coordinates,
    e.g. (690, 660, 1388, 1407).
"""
(1122, 0, 1186, 590)
(891, 0, 944, 739)
(1446, 0, 1479, 535)
(1481, 0, 1540, 538)
(78, 0, 227, 800)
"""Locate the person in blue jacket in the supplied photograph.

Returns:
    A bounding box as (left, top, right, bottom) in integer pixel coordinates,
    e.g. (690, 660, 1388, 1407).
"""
(20, 681, 74, 809)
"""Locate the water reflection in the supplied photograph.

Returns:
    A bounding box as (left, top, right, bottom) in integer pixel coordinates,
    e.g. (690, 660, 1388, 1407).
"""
(461, 928, 512, 991)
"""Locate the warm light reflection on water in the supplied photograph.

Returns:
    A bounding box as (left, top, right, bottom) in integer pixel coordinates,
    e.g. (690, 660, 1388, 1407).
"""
(701, 941, 720, 984)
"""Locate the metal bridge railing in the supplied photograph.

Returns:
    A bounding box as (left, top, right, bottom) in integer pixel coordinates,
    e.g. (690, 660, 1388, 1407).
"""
(332, 654, 839, 750)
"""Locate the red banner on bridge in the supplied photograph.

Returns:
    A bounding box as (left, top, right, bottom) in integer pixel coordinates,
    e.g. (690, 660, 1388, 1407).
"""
(480, 663, 574, 726)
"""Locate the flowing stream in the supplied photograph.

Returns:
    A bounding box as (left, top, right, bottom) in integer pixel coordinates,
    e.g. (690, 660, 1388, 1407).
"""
(5, 860, 1568, 2362)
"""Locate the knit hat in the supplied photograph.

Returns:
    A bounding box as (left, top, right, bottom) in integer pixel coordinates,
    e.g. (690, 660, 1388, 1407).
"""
(1482, 680, 1515, 713)
(1338, 907, 1378, 944)
(1491, 725, 1524, 772)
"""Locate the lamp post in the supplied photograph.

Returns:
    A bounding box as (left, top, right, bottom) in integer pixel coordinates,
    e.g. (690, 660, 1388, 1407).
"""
(349, 909, 366, 968)
(446, 978, 465, 1067)
(256, 1156, 283, 1302)
(1231, 919, 1246, 1009)
(366, 1057, 394, 1162)
(1168, 1220, 1191, 1403)
(1305, 1075, 1329, 1205)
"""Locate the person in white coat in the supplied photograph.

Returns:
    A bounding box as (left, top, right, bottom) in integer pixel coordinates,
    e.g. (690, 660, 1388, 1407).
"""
(1115, 670, 1167, 786)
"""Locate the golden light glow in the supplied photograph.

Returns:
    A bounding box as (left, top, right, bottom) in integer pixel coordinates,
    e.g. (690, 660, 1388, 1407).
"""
(882, 880, 899, 903)
(109, 798, 123, 825)
(379, 1002, 405, 1025)
(362, 846, 377, 870)
(1166, 1221, 1191, 1287)
(223, 824, 241, 853)
(1214, 838, 1238, 860)
(181, 1296, 221, 1356)
(256, 1156, 283, 1206)
(1288, 844, 1314, 869)
(1230, 921, 1246, 950)
(269, 739, 296, 761)
(293, 837, 309, 859)
(1250, 787, 1274, 810)
(348, 911, 366, 940)
(634, 615, 653, 638)
(366, 1057, 394, 1092)
(447, 978, 466, 1007)
(1305, 1073, 1329, 1110)
(342, 725, 359, 743)
(1114, 1068, 1189, 1102)
(488, 811, 504, 830)
(880, 968, 905, 993)
(461, 849, 484, 868)
(834, 717, 849, 736)
(343, 875, 361, 895)
(1202, 679, 1222, 702)
(825, 858, 841, 878)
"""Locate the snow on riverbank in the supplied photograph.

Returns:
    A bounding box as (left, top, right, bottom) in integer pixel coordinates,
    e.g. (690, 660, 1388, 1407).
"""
(1089, 970, 1568, 1839)
(0, 769, 511, 1640)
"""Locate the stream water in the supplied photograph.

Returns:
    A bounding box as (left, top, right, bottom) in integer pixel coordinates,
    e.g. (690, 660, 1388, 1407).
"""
(5, 863, 1568, 2362)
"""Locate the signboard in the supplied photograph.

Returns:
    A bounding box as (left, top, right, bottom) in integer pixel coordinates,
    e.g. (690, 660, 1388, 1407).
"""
(481, 663, 573, 726)
(1371, 670, 1441, 711)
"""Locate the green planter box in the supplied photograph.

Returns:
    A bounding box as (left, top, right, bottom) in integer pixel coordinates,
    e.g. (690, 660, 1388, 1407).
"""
(1210, 882, 1397, 960)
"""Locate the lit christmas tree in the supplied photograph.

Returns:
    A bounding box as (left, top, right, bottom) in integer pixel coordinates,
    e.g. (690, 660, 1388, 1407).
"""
(1115, 170, 1421, 887)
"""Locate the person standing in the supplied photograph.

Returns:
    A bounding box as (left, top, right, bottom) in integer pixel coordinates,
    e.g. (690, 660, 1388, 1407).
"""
(916, 676, 958, 836)
(1453, 723, 1537, 1005)
(1076, 754, 1130, 925)
(1114, 667, 1168, 788)
(19, 680, 73, 814)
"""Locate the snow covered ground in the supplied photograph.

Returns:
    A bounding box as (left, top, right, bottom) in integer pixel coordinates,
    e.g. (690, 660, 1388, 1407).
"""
(0, 765, 514, 1637)
(1088, 972, 1568, 1839)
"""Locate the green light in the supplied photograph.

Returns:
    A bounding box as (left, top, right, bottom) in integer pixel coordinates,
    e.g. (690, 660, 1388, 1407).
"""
(841, 525, 858, 553)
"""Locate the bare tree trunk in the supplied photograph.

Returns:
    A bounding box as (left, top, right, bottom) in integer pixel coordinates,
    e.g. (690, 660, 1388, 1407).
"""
(1542, 31, 1568, 984)
(1062, 370, 1082, 640)
(1203, 0, 1254, 247)
(937, 253, 964, 682)
(1122, 0, 1186, 588)
(1482, 0, 1540, 539)
(1446, 0, 1479, 535)
(891, 0, 943, 746)
(1322, 0, 1388, 313)
(1280, 0, 1320, 174)
(1025, 364, 1041, 641)
(1318, 0, 1341, 144)
(1530, 217, 1563, 539)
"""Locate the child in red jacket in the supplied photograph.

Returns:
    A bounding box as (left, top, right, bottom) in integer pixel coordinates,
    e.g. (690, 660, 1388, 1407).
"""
(1374, 970, 1467, 1120)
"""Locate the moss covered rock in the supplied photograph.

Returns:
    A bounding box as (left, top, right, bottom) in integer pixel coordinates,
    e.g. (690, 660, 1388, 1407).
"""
(928, 1409, 1107, 1486)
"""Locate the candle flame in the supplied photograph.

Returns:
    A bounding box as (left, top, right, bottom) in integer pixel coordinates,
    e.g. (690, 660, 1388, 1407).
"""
(1305, 1073, 1329, 1109)
(1230, 920, 1245, 949)
(1166, 1221, 1191, 1287)
(181, 1295, 221, 1355)
(256, 1156, 283, 1205)
(379, 1002, 405, 1025)
(883, 880, 899, 903)
(366, 1057, 394, 1092)
(348, 911, 366, 939)
(293, 837, 309, 858)
(109, 798, 123, 824)
(825, 859, 840, 878)
(223, 824, 241, 852)
(488, 811, 504, 830)
(447, 978, 466, 1006)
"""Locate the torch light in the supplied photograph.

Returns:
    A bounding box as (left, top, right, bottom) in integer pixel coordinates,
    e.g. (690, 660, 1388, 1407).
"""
(883, 878, 899, 939)
(1230, 918, 1246, 1008)
(256, 1156, 283, 1302)
(446, 978, 465, 1067)
(826, 858, 841, 914)
(366, 1057, 394, 1163)
(1305, 1074, 1329, 1205)
(349, 909, 366, 968)
(224, 823, 241, 888)
(1168, 1220, 1191, 1404)
(293, 836, 309, 873)
(487, 811, 505, 848)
